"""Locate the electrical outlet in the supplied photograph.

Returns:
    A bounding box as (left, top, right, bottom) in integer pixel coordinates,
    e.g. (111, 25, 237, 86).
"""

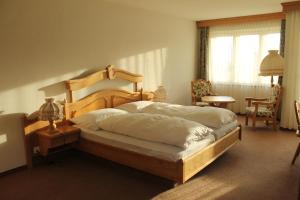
(33, 146, 40, 154)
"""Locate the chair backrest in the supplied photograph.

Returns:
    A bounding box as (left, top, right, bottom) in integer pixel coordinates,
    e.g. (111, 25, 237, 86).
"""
(269, 84, 282, 114)
(294, 100, 300, 134)
(191, 79, 213, 104)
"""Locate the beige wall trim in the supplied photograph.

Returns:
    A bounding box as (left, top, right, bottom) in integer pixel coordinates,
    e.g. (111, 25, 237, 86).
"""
(282, 1, 300, 12)
(197, 12, 285, 27)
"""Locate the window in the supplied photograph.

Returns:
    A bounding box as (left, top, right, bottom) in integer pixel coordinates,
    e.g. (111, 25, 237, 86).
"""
(208, 20, 281, 85)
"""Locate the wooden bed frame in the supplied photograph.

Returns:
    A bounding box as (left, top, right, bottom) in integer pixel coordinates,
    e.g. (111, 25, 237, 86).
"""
(24, 65, 242, 184)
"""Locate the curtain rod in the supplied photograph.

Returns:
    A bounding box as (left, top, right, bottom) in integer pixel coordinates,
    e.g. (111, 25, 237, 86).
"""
(197, 12, 285, 28)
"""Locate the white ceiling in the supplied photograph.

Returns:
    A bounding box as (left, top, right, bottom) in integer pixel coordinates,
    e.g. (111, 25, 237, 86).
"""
(104, 0, 290, 21)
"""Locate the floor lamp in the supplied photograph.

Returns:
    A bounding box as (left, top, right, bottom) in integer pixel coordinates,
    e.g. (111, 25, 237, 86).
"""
(259, 50, 284, 86)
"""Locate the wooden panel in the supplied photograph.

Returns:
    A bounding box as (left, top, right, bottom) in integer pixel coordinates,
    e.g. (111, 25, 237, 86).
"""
(64, 89, 146, 119)
(197, 12, 285, 27)
(24, 120, 49, 135)
(76, 138, 182, 182)
(182, 127, 241, 182)
(111, 94, 142, 107)
(65, 91, 110, 119)
(113, 67, 143, 83)
(65, 65, 143, 92)
(142, 92, 154, 101)
(66, 69, 107, 91)
(282, 1, 300, 12)
(23, 64, 242, 183)
(76, 127, 241, 184)
(65, 133, 80, 144)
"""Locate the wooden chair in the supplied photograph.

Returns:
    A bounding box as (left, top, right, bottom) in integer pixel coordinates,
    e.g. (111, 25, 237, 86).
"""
(191, 79, 215, 106)
(291, 100, 300, 165)
(245, 84, 282, 130)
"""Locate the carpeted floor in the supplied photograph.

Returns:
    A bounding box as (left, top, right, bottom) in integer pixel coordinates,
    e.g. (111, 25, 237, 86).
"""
(0, 116, 299, 200)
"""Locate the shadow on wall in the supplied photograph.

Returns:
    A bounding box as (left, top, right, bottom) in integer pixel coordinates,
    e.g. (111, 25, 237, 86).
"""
(37, 48, 168, 103)
(0, 0, 196, 114)
(0, 46, 171, 114)
(0, 0, 172, 93)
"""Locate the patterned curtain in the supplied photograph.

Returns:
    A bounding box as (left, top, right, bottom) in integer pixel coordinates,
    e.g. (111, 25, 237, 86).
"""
(198, 27, 209, 80)
(277, 19, 286, 120)
(278, 19, 286, 85)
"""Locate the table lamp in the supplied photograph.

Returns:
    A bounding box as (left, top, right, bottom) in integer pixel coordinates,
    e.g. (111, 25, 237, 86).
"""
(259, 50, 284, 86)
(153, 86, 167, 102)
(39, 98, 62, 133)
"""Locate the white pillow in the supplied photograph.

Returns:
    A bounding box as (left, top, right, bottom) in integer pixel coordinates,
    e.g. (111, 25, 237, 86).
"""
(70, 108, 128, 131)
(115, 101, 154, 113)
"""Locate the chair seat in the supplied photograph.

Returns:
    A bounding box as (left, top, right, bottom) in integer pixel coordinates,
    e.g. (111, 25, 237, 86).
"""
(245, 106, 272, 117)
(244, 84, 281, 131)
(195, 102, 210, 106)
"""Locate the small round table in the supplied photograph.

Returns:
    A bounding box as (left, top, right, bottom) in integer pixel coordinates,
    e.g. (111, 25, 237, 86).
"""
(201, 96, 235, 108)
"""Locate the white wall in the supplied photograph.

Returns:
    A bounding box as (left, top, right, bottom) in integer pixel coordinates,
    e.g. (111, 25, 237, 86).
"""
(0, 0, 197, 114)
(0, 0, 197, 172)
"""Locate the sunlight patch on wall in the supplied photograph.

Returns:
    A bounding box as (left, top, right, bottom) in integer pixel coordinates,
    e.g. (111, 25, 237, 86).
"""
(0, 47, 168, 114)
(0, 133, 7, 145)
(117, 48, 168, 91)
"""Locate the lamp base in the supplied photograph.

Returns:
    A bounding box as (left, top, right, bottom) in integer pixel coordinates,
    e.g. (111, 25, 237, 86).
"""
(47, 120, 59, 134)
(271, 75, 274, 87)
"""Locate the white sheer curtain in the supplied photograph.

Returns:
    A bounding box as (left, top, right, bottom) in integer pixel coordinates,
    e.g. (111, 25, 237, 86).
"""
(281, 10, 300, 129)
(208, 20, 281, 113)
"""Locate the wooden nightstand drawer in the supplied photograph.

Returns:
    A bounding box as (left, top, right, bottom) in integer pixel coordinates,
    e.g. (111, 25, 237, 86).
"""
(64, 132, 80, 144)
(50, 136, 65, 147)
(36, 126, 81, 156)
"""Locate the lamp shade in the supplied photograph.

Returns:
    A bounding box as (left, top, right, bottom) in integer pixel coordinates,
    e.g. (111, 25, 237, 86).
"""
(39, 98, 62, 121)
(259, 50, 284, 76)
(153, 86, 167, 102)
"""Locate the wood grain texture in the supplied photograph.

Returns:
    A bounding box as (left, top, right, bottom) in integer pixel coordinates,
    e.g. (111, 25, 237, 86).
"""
(64, 66, 241, 184)
(37, 126, 80, 156)
(64, 89, 154, 119)
(76, 127, 241, 184)
(197, 12, 285, 27)
(65, 65, 143, 94)
(282, 1, 300, 12)
(182, 127, 241, 182)
(23, 66, 241, 184)
(76, 138, 183, 182)
(66, 69, 107, 91)
(23, 115, 49, 168)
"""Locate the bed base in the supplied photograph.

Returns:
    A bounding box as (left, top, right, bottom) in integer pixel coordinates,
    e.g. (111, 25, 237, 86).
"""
(23, 66, 242, 184)
(76, 126, 241, 184)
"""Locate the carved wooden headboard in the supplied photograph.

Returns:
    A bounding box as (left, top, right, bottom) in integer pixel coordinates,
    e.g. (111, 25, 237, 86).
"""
(64, 65, 153, 119)
(22, 65, 153, 167)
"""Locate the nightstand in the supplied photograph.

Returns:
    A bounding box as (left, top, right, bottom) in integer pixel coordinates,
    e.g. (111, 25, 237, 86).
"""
(37, 126, 80, 156)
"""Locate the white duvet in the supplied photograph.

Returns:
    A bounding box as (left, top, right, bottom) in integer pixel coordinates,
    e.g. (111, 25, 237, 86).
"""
(140, 102, 237, 128)
(98, 113, 214, 149)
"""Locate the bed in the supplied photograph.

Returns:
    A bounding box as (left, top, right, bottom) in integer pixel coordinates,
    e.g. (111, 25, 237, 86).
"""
(24, 65, 241, 185)
(64, 65, 241, 184)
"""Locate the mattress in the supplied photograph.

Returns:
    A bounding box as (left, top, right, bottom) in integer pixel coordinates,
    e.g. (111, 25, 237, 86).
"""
(76, 120, 239, 162)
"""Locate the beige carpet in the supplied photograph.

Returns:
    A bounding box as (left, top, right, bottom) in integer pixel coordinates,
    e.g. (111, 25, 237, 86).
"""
(154, 118, 299, 200)
(0, 116, 299, 200)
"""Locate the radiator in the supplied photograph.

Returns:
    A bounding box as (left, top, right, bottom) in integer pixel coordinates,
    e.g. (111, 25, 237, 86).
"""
(0, 113, 26, 173)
